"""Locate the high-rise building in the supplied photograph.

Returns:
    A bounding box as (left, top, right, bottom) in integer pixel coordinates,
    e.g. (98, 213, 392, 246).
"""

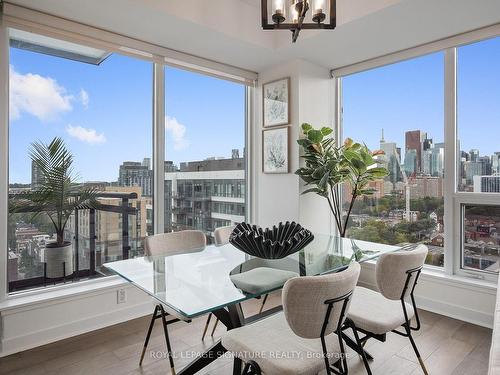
(405, 130, 425, 173)
(31, 161, 44, 190)
(492, 152, 500, 175)
(379, 129, 401, 184)
(118, 161, 153, 197)
(404, 149, 417, 175)
(164, 156, 245, 241)
(409, 176, 444, 198)
(142, 158, 151, 169)
(473, 175, 500, 193)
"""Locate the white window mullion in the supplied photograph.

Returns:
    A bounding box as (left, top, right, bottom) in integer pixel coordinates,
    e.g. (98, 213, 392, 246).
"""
(444, 48, 457, 276)
(0, 17, 9, 301)
(153, 62, 165, 234)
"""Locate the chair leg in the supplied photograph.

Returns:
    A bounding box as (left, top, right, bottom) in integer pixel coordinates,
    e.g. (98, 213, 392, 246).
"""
(159, 305, 176, 375)
(233, 358, 242, 375)
(202, 313, 212, 340)
(350, 322, 372, 375)
(211, 317, 219, 337)
(139, 305, 159, 366)
(408, 332, 428, 375)
(258, 294, 268, 314)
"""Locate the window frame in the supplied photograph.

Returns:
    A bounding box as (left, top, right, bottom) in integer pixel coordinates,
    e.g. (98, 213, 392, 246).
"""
(0, 17, 254, 299)
(334, 30, 500, 282)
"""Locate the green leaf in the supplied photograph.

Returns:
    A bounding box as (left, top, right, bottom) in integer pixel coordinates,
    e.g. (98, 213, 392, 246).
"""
(301, 123, 313, 133)
(307, 129, 323, 143)
(321, 127, 333, 136)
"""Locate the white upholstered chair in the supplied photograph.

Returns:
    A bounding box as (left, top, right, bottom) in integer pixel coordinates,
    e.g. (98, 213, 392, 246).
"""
(222, 262, 361, 375)
(139, 230, 206, 374)
(346, 245, 429, 375)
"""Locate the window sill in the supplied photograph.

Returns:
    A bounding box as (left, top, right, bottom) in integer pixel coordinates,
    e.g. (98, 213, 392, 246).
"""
(0, 275, 131, 313)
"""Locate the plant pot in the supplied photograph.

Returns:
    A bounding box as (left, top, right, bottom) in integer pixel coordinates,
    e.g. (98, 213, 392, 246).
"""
(44, 242, 74, 279)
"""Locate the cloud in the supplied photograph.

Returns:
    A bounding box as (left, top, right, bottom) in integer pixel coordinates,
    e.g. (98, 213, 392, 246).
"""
(166, 116, 189, 150)
(79, 89, 89, 109)
(9, 65, 73, 121)
(66, 125, 106, 144)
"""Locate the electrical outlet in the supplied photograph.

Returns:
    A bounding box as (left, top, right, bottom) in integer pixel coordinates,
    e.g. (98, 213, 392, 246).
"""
(117, 288, 127, 304)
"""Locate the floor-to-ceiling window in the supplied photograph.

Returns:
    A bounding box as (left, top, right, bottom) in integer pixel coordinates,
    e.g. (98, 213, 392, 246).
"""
(339, 34, 500, 277)
(342, 52, 445, 267)
(7, 29, 153, 292)
(456, 36, 500, 275)
(163, 67, 247, 243)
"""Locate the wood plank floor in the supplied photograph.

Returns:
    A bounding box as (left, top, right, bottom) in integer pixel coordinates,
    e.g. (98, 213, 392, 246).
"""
(0, 292, 492, 375)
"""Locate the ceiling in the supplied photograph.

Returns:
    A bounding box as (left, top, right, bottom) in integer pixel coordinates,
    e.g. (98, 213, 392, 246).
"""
(6, 0, 500, 73)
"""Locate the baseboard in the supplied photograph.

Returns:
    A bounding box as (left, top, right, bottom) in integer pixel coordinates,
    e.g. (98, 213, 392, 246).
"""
(0, 301, 152, 357)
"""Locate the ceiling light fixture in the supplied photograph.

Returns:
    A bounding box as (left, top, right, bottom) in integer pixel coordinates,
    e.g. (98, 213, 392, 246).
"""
(261, 0, 336, 43)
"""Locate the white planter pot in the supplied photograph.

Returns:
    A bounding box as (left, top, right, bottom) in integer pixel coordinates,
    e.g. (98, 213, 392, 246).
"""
(44, 242, 74, 279)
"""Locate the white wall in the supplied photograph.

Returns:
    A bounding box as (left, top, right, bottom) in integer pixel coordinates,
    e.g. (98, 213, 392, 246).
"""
(252, 59, 335, 233)
(0, 279, 152, 357)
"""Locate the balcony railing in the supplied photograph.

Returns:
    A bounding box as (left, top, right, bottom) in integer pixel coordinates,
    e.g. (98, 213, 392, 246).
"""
(8, 191, 143, 293)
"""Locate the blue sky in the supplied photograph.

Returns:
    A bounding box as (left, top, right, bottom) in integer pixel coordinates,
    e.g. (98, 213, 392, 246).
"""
(9, 49, 245, 184)
(343, 36, 500, 158)
(9, 36, 499, 184)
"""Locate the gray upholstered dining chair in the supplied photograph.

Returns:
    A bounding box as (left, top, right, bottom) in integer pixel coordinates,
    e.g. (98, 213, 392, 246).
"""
(139, 230, 206, 374)
(345, 244, 429, 375)
(222, 262, 361, 375)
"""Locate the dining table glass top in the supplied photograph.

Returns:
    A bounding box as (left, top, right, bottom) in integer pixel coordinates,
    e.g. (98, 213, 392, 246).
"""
(103, 233, 400, 319)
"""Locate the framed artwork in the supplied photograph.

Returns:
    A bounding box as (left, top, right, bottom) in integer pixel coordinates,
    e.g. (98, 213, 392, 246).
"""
(262, 126, 289, 174)
(263, 77, 290, 127)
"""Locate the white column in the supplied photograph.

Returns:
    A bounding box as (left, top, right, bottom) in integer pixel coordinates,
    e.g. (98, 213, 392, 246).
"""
(153, 62, 165, 234)
(444, 47, 457, 276)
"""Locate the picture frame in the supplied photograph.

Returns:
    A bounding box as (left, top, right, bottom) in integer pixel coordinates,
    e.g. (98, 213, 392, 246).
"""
(262, 77, 290, 127)
(262, 126, 289, 174)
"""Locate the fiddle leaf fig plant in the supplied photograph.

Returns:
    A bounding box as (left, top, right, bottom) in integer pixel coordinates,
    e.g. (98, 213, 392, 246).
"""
(295, 123, 388, 237)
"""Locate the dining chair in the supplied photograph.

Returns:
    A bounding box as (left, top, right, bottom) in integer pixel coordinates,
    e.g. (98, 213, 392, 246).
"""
(345, 244, 429, 375)
(203, 225, 235, 340)
(222, 262, 361, 375)
(139, 230, 206, 374)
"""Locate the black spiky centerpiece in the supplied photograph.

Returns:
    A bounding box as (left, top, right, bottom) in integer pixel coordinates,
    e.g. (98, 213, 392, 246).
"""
(229, 221, 314, 259)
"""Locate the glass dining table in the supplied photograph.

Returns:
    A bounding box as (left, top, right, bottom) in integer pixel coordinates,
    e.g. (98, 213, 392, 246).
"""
(103, 233, 401, 375)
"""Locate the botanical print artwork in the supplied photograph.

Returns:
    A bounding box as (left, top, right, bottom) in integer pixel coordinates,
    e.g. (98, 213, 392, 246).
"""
(263, 78, 289, 127)
(263, 127, 288, 173)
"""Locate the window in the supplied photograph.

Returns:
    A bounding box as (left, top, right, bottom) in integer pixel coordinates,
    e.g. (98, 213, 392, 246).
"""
(341, 52, 445, 267)
(456, 36, 500, 276)
(163, 67, 247, 241)
(462, 205, 500, 273)
(8, 30, 153, 292)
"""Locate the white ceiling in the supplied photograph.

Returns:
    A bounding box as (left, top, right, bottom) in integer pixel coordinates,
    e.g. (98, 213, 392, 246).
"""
(6, 0, 500, 73)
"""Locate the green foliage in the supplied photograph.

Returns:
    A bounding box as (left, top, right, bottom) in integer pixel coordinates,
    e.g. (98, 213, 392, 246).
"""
(9, 138, 100, 246)
(295, 124, 388, 237)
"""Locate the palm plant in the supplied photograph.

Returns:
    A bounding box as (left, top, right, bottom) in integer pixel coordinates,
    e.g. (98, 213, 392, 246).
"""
(9, 137, 100, 247)
(295, 123, 388, 237)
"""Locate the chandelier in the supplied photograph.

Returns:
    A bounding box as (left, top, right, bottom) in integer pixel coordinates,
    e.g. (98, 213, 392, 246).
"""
(261, 0, 336, 43)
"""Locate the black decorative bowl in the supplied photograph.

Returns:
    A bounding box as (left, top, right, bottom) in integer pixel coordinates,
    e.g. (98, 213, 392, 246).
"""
(229, 221, 314, 259)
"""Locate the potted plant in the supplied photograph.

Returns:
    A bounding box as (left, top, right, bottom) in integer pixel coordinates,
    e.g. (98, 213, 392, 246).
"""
(295, 123, 388, 237)
(9, 137, 100, 278)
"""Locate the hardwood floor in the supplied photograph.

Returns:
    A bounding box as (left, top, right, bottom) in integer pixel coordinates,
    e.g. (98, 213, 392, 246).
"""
(0, 293, 492, 375)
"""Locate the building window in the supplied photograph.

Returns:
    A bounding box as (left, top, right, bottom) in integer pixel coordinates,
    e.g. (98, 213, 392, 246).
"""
(7, 29, 153, 292)
(163, 67, 246, 242)
(341, 52, 445, 267)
